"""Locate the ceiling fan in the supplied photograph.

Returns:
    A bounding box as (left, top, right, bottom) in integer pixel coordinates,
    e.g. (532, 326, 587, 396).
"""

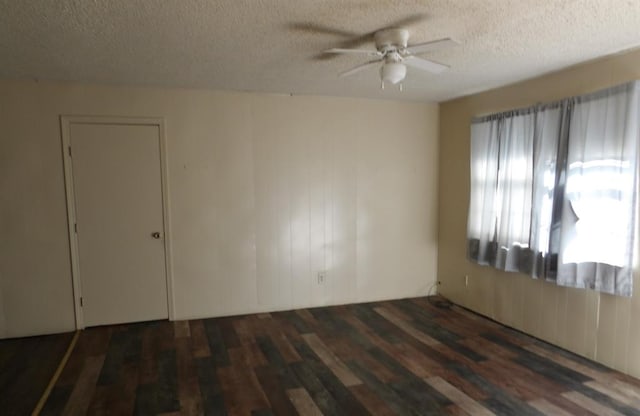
(324, 28, 458, 90)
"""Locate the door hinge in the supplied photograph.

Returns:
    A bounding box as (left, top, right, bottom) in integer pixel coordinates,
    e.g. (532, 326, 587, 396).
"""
(80, 297, 83, 307)
(74, 223, 77, 233)
(68, 146, 72, 157)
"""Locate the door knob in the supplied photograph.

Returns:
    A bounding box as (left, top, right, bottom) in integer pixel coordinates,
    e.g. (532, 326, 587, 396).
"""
(151, 232, 161, 239)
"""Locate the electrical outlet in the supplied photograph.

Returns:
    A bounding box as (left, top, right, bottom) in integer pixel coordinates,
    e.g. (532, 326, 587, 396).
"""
(317, 271, 326, 285)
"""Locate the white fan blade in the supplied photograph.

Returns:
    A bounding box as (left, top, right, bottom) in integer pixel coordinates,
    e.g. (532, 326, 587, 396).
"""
(405, 38, 459, 55)
(339, 60, 382, 77)
(325, 48, 382, 57)
(403, 55, 449, 74)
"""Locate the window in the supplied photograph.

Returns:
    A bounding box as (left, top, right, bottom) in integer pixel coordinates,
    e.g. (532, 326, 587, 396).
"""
(467, 81, 639, 296)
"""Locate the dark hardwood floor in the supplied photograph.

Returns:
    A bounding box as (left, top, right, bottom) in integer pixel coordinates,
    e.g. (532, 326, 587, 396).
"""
(0, 330, 74, 416)
(32, 297, 640, 415)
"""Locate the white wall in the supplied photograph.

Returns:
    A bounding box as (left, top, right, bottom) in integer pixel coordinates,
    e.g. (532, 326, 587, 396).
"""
(0, 80, 439, 338)
(438, 47, 640, 378)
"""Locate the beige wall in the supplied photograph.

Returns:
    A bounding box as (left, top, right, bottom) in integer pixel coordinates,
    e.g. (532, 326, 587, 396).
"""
(0, 80, 439, 338)
(439, 48, 640, 377)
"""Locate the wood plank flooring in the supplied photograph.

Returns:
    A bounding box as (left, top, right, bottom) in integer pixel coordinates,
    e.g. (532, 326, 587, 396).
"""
(36, 297, 640, 415)
(0, 331, 74, 416)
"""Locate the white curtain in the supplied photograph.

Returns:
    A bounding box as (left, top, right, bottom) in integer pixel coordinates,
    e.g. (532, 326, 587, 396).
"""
(467, 111, 538, 272)
(494, 112, 536, 271)
(530, 105, 565, 279)
(556, 83, 640, 296)
(468, 81, 640, 296)
(467, 119, 500, 265)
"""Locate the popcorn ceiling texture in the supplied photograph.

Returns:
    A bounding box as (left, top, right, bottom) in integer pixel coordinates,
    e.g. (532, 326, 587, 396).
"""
(1, 0, 639, 102)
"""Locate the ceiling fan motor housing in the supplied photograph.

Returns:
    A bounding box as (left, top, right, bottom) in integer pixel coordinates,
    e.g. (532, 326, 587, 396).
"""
(374, 28, 410, 52)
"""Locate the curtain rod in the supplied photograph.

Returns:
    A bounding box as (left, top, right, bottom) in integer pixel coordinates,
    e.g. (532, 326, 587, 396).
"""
(472, 80, 639, 124)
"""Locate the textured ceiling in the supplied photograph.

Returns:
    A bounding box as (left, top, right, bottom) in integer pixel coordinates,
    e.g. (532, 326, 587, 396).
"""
(1, 0, 640, 102)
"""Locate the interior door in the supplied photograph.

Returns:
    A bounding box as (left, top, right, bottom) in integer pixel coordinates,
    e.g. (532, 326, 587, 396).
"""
(69, 122, 168, 327)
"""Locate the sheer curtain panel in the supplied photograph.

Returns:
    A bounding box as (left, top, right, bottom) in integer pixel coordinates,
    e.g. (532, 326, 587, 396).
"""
(556, 83, 640, 296)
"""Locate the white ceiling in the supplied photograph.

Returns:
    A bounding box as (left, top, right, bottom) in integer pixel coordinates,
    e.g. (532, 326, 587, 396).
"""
(1, 0, 640, 102)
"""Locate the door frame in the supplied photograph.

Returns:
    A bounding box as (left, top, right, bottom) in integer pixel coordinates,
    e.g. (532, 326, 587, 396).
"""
(60, 115, 175, 329)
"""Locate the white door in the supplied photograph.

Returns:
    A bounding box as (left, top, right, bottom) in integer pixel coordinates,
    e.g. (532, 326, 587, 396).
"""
(69, 122, 168, 327)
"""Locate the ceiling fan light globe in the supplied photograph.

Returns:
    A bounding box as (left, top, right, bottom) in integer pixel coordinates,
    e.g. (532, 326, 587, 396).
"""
(380, 62, 406, 85)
